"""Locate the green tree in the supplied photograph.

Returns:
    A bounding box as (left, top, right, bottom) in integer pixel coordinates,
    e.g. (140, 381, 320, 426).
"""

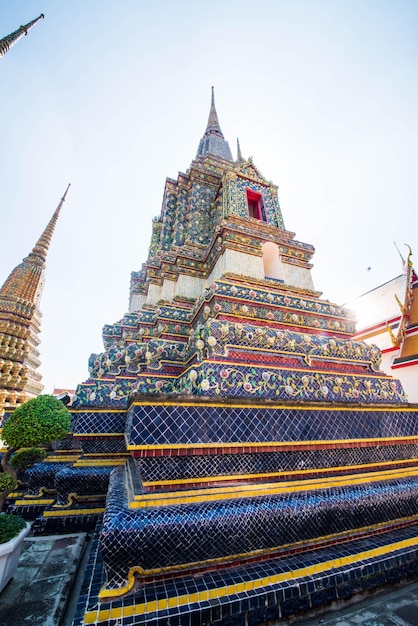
(0, 395, 71, 511)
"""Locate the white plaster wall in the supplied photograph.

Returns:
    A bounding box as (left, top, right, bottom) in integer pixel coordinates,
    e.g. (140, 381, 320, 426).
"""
(146, 283, 163, 306)
(282, 263, 315, 291)
(391, 365, 418, 403)
(142, 248, 269, 307)
(380, 350, 400, 374)
(129, 293, 146, 313)
(223, 248, 264, 280)
(162, 279, 176, 302)
(207, 252, 227, 285)
(361, 332, 393, 353)
(174, 274, 205, 300)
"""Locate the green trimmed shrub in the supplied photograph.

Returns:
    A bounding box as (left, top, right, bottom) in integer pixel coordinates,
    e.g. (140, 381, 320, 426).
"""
(2, 395, 71, 449)
(0, 395, 71, 511)
(0, 474, 18, 493)
(10, 448, 46, 470)
(0, 514, 26, 543)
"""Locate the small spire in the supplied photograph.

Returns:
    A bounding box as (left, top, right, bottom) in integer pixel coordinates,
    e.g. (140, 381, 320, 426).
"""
(236, 138, 244, 162)
(31, 184, 71, 263)
(0, 14, 45, 60)
(1, 183, 70, 301)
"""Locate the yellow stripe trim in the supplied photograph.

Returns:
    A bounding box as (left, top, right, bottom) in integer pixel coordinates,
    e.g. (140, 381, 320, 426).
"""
(14, 499, 55, 506)
(144, 457, 418, 489)
(131, 466, 418, 508)
(128, 435, 418, 451)
(86, 453, 129, 457)
(45, 455, 80, 461)
(70, 409, 125, 413)
(74, 460, 125, 467)
(73, 433, 124, 437)
(92, 534, 418, 609)
(43, 508, 104, 517)
(130, 399, 416, 412)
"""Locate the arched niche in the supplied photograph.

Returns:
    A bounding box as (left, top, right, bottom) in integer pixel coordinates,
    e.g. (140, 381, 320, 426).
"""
(262, 241, 284, 281)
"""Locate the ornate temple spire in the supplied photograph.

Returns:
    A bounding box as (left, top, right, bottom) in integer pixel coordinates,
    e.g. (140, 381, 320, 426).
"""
(0, 184, 70, 302)
(206, 86, 222, 135)
(0, 14, 44, 61)
(196, 87, 233, 161)
(31, 183, 70, 264)
(0, 184, 70, 418)
(236, 138, 244, 162)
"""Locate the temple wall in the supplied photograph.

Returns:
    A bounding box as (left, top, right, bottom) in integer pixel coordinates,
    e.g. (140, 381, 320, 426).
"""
(282, 262, 315, 291)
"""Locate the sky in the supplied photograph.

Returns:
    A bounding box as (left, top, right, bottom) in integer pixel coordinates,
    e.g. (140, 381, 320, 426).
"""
(1, 0, 417, 394)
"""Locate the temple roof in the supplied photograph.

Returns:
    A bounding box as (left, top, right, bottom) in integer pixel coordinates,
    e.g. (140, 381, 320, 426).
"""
(0, 14, 44, 60)
(196, 87, 233, 162)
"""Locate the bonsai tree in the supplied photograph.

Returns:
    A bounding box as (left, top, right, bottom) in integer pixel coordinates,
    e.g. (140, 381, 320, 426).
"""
(0, 395, 71, 511)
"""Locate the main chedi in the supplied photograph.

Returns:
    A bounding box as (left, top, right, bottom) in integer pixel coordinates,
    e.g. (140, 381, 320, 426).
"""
(74, 89, 404, 407)
(31, 93, 418, 626)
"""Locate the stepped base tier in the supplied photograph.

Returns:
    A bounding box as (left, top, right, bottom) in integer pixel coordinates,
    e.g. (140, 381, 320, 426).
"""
(73, 274, 406, 407)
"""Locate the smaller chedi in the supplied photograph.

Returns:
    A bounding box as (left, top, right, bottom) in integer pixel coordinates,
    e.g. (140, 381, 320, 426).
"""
(0, 186, 69, 418)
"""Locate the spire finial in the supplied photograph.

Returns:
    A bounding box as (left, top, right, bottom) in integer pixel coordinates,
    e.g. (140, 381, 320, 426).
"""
(31, 184, 70, 263)
(0, 14, 44, 60)
(207, 86, 221, 134)
(196, 88, 233, 161)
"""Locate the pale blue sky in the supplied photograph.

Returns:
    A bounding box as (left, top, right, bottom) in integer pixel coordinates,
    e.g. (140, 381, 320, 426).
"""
(1, 1, 417, 392)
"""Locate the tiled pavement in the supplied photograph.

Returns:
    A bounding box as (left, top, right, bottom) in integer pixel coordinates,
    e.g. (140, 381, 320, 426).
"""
(300, 579, 418, 625)
(0, 532, 86, 626)
(3, 530, 418, 625)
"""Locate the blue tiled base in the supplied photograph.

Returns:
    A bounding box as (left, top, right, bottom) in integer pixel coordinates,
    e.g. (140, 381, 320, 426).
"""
(73, 521, 418, 626)
(55, 466, 114, 505)
(33, 510, 103, 536)
(100, 461, 418, 591)
(127, 401, 418, 446)
(25, 462, 71, 495)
